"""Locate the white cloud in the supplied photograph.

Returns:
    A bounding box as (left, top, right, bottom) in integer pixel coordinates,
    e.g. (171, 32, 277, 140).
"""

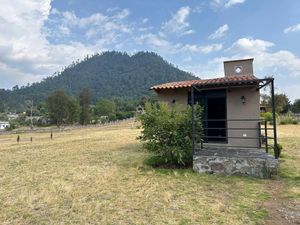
(136, 32, 222, 54)
(58, 25, 71, 36)
(229, 37, 300, 77)
(136, 33, 172, 48)
(209, 24, 229, 39)
(0, 0, 101, 88)
(142, 18, 149, 24)
(181, 43, 223, 53)
(284, 23, 300, 33)
(230, 38, 274, 53)
(162, 6, 194, 36)
(49, 8, 132, 42)
(225, 0, 245, 8)
(211, 0, 246, 9)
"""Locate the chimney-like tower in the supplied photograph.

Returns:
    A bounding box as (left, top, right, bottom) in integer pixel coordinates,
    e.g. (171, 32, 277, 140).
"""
(223, 58, 254, 77)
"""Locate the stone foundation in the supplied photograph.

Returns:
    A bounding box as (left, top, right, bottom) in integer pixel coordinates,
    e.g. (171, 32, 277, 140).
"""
(193, 148, 278, 178)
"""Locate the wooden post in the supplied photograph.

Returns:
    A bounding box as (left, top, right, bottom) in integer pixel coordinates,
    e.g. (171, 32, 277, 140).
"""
(50, 129, 53, 140)
(17, 135, 20, 143)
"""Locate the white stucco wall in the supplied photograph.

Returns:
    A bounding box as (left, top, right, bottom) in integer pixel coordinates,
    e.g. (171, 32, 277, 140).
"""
(0, 122, 10, 130)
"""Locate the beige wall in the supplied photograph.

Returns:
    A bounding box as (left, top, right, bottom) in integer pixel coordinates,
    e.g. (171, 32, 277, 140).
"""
(156, 88, 189, 107)
(226, 86, 260, 148)
(156, 86, 260, 148)
(224, 59, 254, 77)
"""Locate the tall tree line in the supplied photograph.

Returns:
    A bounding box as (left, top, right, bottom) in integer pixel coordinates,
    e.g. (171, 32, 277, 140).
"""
(261, 93, 300, 114)
(45, 88, 150, 127)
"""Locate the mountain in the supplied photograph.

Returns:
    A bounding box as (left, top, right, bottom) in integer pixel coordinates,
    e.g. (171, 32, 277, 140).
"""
(0, 51, 197, 112)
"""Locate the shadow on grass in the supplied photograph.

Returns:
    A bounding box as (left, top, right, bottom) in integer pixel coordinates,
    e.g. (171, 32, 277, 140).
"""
(144, 155, 192, 169)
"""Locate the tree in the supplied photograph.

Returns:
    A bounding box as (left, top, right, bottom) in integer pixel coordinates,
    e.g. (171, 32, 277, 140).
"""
(0, 102, 6, 113)
(46, 90, 70, 126)
(12, 85, 19, 91)
(46, 90, 80, 126)
(95, 99, 116, 119)
(261, 93, 290, 113)
(79, 88, 91, 125)
(37, 102, 48, 116)
(66, 97, 80, 124)
(260, 94, 270, 106)
(291, 99, 300, 113)
(274, 93, 290, 113)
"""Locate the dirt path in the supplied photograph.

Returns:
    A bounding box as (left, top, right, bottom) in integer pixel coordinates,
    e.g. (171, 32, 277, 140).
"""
(264, 180, 300, 225)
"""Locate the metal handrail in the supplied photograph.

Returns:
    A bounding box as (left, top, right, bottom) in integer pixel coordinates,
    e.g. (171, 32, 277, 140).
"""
(202, 127, 274, 130)
(202, 118, 265, 122)
(198, 118, 274, 154)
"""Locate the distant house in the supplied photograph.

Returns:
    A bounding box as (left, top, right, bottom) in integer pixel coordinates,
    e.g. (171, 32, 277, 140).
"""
(25, 116, 41, 122)
(0, 121, 9, 130)
(151, 59, 279, 178)
(7, 113, 19, 121)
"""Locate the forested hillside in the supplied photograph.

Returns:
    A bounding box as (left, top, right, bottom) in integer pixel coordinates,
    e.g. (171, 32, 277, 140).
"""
(0, 51, 197, 112)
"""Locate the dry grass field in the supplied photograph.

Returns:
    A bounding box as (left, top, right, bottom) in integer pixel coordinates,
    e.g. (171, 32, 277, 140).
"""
(0, 121, 299, 225)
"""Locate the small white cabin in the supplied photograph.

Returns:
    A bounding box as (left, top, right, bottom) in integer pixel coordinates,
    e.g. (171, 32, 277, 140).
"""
(0, 121, 10, 130)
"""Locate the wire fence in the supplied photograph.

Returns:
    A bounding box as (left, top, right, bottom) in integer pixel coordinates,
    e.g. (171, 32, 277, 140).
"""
(0, 118, 136, 144)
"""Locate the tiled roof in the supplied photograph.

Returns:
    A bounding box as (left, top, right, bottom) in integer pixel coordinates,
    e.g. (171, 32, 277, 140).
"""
(151, 75, 259, 90)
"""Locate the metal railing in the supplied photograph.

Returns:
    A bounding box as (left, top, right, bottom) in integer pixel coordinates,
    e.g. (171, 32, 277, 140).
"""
(197, 118, 276, 154)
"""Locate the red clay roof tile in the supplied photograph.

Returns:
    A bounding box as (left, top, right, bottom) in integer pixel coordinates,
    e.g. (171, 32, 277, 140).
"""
(151, 75, 258, 90)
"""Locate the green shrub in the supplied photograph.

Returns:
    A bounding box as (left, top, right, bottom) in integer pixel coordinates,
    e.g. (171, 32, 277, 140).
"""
(261, 112, 279, 123)
(138, 102, 202, 167)
(5, 120, 19, 131)
(261, 112, 272, 122)
(292, 120, 298, 124)
(277, 143, 283, 157)
(280, 116, 294, 125)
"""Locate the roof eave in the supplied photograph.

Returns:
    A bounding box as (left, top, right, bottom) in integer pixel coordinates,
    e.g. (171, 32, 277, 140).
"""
(152, 81, 258, 91)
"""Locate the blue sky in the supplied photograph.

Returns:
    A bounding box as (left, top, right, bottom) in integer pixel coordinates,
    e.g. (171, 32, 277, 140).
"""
(1, 0, 300, 100)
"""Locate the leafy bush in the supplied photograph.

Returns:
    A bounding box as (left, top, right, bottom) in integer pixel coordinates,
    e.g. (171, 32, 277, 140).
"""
(280, 116, 297, 125)
(261, 112, 279, 122)
(138, 102, 202, 167)
(277, 143, 283, 157)
(5, 120, 19, 131)
(261, 112, 272, 122)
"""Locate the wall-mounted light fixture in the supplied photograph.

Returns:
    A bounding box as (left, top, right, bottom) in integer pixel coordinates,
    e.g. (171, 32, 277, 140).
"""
(240, 96, 246, 104)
